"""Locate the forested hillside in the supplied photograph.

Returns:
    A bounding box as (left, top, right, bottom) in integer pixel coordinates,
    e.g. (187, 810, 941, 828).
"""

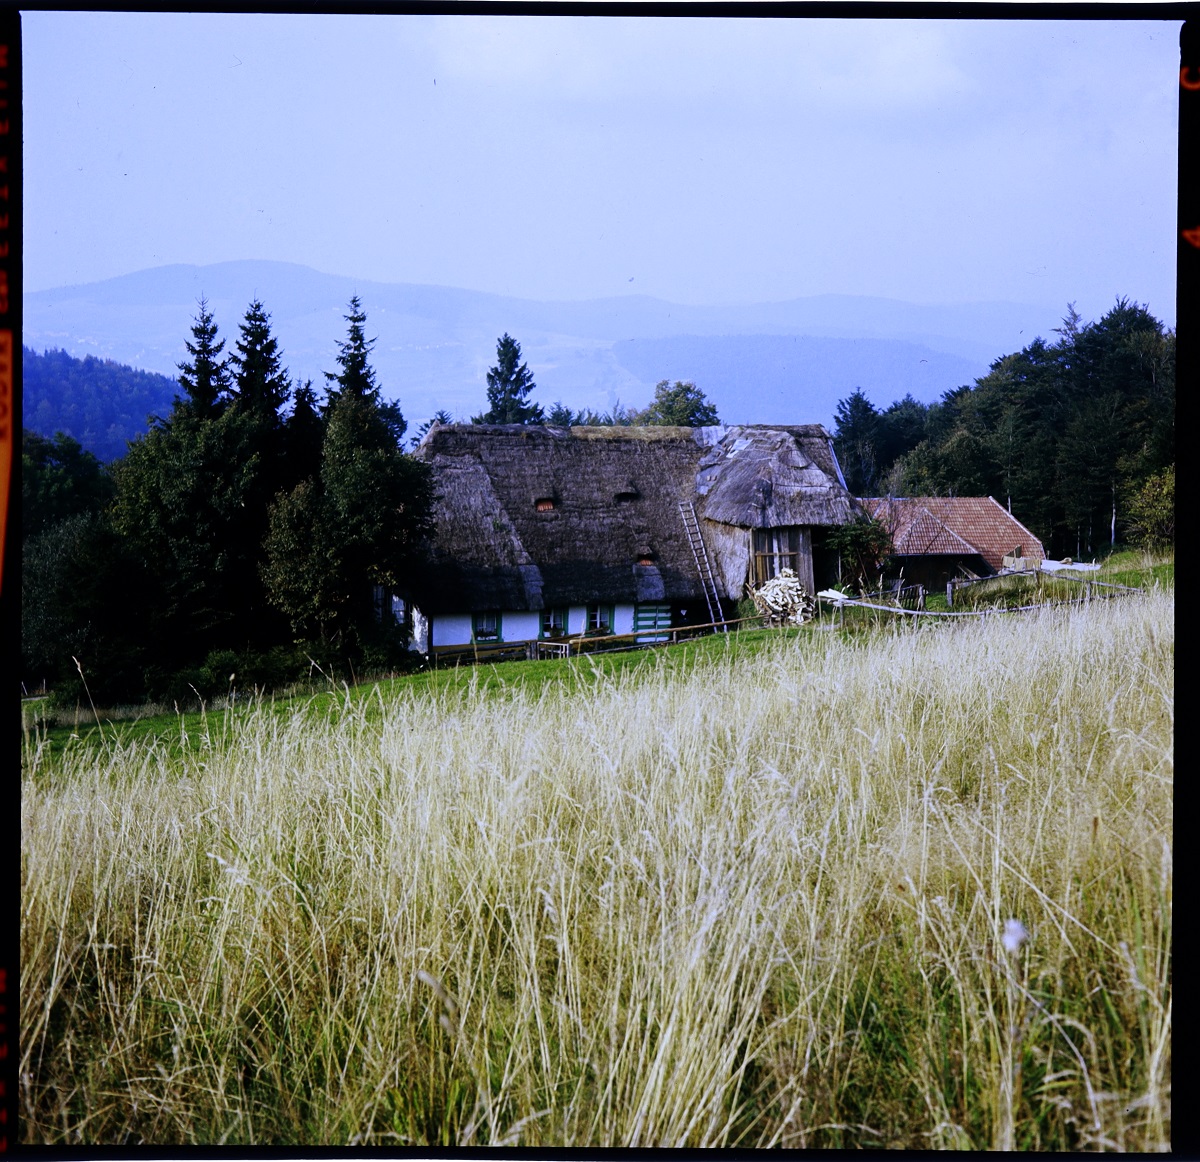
(832, 299, 1175, 558)
(23, 347, 179, 462)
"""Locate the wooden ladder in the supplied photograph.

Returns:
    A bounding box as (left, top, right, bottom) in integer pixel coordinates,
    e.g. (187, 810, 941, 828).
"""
(678, 501, 725, 631)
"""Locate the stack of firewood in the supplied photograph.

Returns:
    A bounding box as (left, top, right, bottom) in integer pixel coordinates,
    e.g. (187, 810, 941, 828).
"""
(749, 568, 816, 626)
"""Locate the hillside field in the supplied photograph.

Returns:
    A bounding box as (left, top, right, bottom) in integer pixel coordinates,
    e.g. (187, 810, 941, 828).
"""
(20, 588, 1172, 1147)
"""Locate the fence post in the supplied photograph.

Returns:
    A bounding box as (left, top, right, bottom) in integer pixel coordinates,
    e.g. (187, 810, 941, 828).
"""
(946, 581, 954, 608)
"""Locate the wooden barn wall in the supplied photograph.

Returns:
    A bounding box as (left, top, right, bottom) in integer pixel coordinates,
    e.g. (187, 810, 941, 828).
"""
(705, 521, 751, 601)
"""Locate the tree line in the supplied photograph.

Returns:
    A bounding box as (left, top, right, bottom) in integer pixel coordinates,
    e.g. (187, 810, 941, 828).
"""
(439, 331, 721, 430)
(22, 315, 725, 707)
(23, 297, 433, 706)
(831, 299, 1175, 559)
(23, 295, 1171, 704)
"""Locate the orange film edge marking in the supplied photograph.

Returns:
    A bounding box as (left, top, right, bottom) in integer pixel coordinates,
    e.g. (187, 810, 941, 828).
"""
(1182, 67, 1200, 91)
(1183, 227, 1200, 248)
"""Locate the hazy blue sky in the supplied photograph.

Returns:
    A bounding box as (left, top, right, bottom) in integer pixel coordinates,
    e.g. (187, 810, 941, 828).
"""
(24, 12, 1178, 324)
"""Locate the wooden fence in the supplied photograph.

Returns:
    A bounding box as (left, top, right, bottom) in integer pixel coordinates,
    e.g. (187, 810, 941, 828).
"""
(427, 570, 1145, 667)
(429, 616, 757, 668)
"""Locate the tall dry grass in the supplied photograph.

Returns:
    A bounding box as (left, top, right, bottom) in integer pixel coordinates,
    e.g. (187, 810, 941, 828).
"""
(21, 591, 1172, 1146)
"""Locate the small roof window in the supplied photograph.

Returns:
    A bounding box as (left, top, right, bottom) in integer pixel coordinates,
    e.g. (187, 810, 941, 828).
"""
(535, 497, 556, 512)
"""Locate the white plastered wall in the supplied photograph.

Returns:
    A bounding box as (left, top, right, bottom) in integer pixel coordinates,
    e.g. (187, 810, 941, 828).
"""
(431, 614, 474, 647)
(504, 611, 541, 641)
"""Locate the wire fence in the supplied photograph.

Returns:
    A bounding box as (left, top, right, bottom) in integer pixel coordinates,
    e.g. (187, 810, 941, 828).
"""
(824, 569, 1144, 621)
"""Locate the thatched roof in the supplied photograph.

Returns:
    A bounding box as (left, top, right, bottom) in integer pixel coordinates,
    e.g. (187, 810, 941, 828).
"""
(410, 423, 852, 614)
(696, 425, 855, 528)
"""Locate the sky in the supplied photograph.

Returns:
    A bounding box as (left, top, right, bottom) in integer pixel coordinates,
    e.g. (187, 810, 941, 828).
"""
(23, 12, 1179, 325)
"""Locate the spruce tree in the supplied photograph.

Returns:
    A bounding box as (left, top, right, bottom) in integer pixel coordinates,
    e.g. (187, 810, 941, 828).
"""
(264, 301, 432, 652)
(174, 296, 229, 422)
(229, 298, 290, 422)
(282, 378, 326, 491)
(325, 295, 406, 444)
(833, 388, 881, 494)
(475, 333, 543, 424)
(325, 296, 377, 402)
(411, 410, 454, 448)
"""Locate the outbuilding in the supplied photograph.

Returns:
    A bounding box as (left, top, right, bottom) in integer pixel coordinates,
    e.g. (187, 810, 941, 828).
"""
(860, 496, 1047, 591)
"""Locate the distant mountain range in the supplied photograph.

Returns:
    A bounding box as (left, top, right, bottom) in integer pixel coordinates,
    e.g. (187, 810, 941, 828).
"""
(25, 260, 1064, 439)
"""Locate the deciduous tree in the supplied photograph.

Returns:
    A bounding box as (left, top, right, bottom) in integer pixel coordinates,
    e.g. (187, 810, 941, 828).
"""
(825, 512, 894, 592)
(1125, 464, 1174, 550)
(112, 406, 272, 658)
(636, 380, 719, 427)
(22, 429, 114, 535)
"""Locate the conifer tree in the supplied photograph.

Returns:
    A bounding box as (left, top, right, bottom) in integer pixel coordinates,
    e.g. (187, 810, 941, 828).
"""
(325, 296, 376, 400)
(411, 410, 454, 448)
(113, 299, 296, 672)
(282, 378, 326, 491)
(174, 296, 229, 422)
(832, 388, 881, 494)
(325, 295, 407, 444)
(475, 333, 543, 424)
(229, 298, 290, 422)
(264, 300, 432, 651)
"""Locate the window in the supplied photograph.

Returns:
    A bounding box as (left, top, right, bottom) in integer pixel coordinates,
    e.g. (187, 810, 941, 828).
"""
(473, 611, 501, 641)
(541, 607, 568, 637)
(535, 497, 556, 512)
(586, 603, 613, 632)
(753, 527, 802, 585)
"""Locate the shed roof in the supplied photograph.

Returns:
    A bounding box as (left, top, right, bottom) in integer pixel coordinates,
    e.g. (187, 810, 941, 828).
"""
(696, 426, 855, 528)
(861, 496, 1046, 571)
(411, 423, 851, 614)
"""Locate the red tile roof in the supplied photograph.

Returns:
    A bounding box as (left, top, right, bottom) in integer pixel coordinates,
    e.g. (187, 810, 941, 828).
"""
(861, 497, 1046, 572)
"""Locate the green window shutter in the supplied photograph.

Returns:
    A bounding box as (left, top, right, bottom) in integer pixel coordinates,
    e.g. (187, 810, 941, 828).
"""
(634, 602, 671, 641)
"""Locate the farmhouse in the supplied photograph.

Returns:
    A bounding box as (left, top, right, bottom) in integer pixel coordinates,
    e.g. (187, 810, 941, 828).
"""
(860, 496, 1047, 590)
(407, 423, 855, 654)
